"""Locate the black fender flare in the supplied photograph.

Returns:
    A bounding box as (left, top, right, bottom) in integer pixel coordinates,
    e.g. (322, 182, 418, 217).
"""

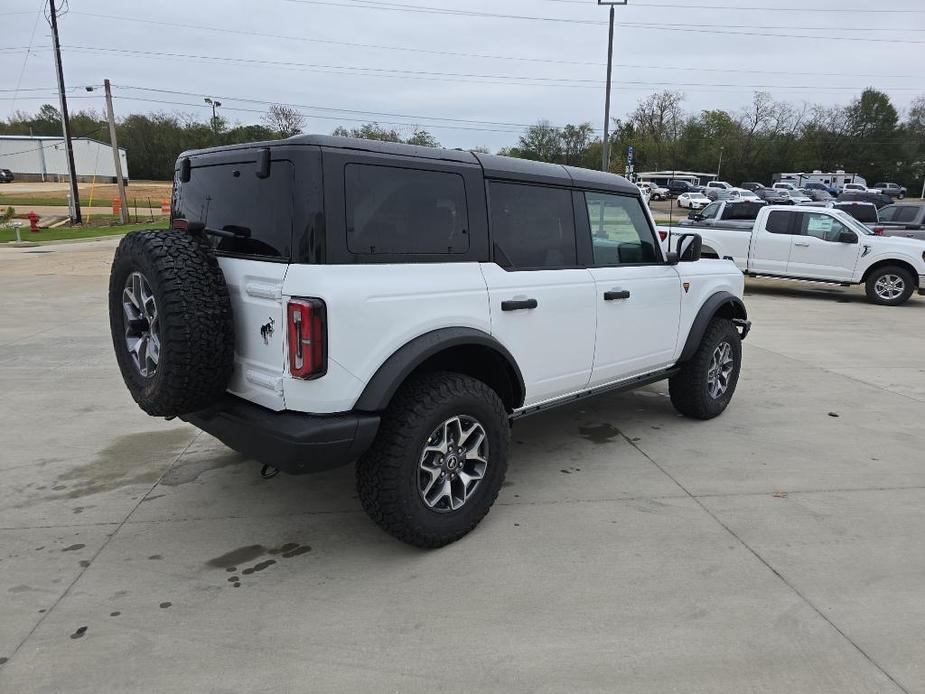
(354, 327, 526, 412)
(678, 292, 748, 362)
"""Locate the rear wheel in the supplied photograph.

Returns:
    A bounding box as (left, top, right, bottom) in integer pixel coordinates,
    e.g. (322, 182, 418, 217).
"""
(356, 372, 510, 548)
(670, 318, 742, 420)
(865, 266, 914, 306)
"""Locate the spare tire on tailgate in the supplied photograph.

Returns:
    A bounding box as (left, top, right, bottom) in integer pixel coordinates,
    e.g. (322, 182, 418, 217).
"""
(108, 229, 234, 417)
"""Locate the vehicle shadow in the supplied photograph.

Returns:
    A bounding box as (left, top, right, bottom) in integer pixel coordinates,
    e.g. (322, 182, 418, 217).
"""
(744, 279, 869, 304)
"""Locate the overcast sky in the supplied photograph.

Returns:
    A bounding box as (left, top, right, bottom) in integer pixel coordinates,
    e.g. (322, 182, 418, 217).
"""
(3, 0, 924, 150)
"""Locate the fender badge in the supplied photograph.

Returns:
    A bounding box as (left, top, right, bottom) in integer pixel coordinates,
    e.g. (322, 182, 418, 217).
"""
(683, 282, 691, 293)
(260, 317, 275, 344)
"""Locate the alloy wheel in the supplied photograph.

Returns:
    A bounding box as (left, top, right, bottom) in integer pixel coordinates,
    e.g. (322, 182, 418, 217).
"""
(707, 341, 734, 399)
(122, 271, 160, 377)
(418, 415, 488, 513)
(874, 274, 905, 301)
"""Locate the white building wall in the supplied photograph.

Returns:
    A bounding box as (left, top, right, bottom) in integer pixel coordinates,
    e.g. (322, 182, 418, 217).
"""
(0, 136, 129, 181)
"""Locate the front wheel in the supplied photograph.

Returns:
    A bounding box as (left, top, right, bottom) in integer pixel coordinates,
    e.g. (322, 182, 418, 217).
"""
(356, 372, 510, 548)
(669, 318, 742, 420)
(865, 266, 914, 306)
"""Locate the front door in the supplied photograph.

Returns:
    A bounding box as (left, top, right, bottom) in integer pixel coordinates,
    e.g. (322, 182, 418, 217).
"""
(579, 190, 681, 384)
(482, 181, 596, 407)
(786, 211, 862, 281)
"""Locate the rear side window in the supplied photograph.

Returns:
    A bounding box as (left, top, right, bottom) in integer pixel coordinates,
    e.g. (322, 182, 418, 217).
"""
(488, 181, 576, 269)
(766, 210, 796, 234)
(345, 164, 468, 255)
(893, 206, 919, 223)
(700, 202, 720, 219)
(836, 204, 877, 223)
(176, 160, 293, 259)
(721, 202, 765, 220)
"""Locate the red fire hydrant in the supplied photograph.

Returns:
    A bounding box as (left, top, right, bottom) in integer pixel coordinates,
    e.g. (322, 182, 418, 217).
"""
(28, 211, 40, 233)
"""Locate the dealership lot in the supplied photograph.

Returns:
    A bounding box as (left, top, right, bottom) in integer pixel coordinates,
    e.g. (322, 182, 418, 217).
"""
(1, 238, 924, 693)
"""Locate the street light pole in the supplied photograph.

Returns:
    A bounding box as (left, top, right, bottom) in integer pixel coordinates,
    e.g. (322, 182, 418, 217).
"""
(204, 97, 222, 132)
(599, 0, 628, 173)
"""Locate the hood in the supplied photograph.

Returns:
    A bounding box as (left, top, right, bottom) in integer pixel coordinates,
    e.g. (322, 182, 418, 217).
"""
(869, 234, 925, 252)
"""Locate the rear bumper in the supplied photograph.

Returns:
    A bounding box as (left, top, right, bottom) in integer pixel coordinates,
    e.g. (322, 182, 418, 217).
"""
(180, 395, 380, 475)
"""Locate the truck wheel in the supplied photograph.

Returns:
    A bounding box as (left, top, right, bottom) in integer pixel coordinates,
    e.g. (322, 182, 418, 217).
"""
(108, 229, 234, 417)
(356, 372, 510, 548)
(865, 266, 914, 306)
(669, 318, 742, 420)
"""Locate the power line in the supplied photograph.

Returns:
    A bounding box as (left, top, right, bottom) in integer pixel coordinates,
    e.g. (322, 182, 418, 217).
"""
(52, 45, 925, 93)
(542, 0, 925, 12)
(7, 0, 46, 117)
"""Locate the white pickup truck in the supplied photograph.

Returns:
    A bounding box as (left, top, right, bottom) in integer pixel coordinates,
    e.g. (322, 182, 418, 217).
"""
(664, 205, 925, 305)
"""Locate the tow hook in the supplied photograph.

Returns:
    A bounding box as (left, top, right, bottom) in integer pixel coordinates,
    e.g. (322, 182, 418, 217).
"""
(732, 318, 751, 340)
(260, 464, 280, 480)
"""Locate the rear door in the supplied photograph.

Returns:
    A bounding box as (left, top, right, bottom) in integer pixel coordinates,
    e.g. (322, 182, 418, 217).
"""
(787, 211, 862, 281)
(579, 190, 681, 383)
(173, 151, 295, 410)
(482, 180, 596, 406)
(750, 209, 797, 275)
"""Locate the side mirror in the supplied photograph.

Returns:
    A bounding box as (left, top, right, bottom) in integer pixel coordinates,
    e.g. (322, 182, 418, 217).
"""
(838, 231, 857, 244)
(678, 233, 703, 262)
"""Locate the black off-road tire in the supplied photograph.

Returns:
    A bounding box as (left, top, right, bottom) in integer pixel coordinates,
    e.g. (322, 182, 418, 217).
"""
(669, 318, 742, 420)
(108, 229, 234, 416)
(864, 266, 915, 306)
(356, 372, 510, 548)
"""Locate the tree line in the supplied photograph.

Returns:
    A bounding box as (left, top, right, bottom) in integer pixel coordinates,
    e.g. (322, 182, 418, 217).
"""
(1, 89, 922, 190)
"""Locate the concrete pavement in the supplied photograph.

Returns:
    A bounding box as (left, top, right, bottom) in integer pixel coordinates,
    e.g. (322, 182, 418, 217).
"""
(1, 239, 923, 693)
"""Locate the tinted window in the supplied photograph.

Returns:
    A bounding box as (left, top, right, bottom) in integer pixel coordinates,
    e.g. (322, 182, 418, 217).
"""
(895, 206, 919, 223)
(721, 202, 765, 220)
(584, 192, 658, 266)
(835, 203, 877, 223)
(700, 202, 720, 219)
(878, 205, 898, 221)
(176, 160, 293, 259)
(345, 164, 468, 255)
(488, 181, 576, 269)
(800, 212, 853, 242)
(766, 210, 796, 234)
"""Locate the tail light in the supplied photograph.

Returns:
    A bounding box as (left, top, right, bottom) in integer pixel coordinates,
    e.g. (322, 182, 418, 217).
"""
(872, 227, 884, 236)
(287, 299, 326, 379)
(658, 230, 668, 241)
(171, 218, 188, 231)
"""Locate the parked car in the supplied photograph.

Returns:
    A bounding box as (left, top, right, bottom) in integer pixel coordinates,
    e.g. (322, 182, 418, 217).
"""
(739, 182, 764, 192)
(680, 199, 767, 230)
(638, 181, 669, 201)
(729, 187, 761, 202)
(705, 180, 733, 190)
(873, 182, 907, 200)
(105, 134, 751, 548)
(675, 205, 925, 305)
(803, 189, 834, 202)
(754, 187, 792, 205)
(837, 190, 893, 209)
(636, 183, 651, 205)
(783, 190, 813, 205)
(677, 191, 710, 209)
(667, 179, 700, 196)
(876, 203, 925, 240)
(0, 168, 15, 183)
(841, 182, 883, 194)
(803, 181, 838, 196)
(772, 181, 799, 192)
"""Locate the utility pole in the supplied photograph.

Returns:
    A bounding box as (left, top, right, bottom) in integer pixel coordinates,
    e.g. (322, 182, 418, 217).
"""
(717, 146, 725, 179)
(49, 0, 81, 223)
(104, 80, 129, 224)
(599, 0, 627, 173)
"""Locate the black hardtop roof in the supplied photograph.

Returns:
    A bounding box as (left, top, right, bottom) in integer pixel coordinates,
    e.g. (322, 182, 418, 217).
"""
(180, 134, 637, 193)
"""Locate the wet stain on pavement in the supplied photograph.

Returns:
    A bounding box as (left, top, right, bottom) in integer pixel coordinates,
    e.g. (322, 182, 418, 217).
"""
(148, 555, 163, 560)
(53, 429, 192, 498)
(9, 585, 35, 593)
(159, 602, 172, 609)
(0, 657, 7, 665)
(579, 423, 622, 444)
(206, 545, 266, 569)
(110, 611, 121, 617)
(62, 544, 85, 552)
(70, 626, 88, 639)
(242, 560, 276, 575)
(160, 451, 248, 486)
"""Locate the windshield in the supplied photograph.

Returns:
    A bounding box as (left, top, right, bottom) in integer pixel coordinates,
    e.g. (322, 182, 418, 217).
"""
(831, 209, 873, 235)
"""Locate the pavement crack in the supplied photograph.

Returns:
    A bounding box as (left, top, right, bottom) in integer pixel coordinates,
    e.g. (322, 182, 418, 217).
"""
(620, 431, 912, 694)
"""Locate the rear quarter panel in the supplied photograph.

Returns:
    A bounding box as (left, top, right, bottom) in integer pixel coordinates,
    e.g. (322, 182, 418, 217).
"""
(281, 263, 490, 413)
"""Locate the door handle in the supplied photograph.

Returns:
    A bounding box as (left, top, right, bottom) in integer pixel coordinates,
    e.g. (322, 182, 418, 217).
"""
(501, 298, 538, 311)
(604, 290, 631, 301)
(794, 241, 810, 247)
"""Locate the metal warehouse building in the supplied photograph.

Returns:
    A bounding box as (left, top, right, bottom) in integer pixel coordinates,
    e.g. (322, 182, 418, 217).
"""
(0, 135, 129, 183)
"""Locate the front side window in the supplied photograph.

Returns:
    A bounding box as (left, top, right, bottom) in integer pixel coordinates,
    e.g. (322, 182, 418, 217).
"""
(584, 191, 658, 266)
(878, 205, 898, 221)
(488, 181, 576, 269)
(345, 164, 468, 255)
(700, 202, 720, 219)
(801, 212, 854, 242)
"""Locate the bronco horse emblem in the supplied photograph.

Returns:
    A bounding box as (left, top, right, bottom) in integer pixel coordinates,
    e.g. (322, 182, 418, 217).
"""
(260, 317, 275, 344)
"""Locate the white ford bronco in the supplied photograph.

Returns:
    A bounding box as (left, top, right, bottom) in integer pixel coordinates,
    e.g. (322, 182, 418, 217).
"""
(676, 205, 925, 306)
(108, 135, 750, 547)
